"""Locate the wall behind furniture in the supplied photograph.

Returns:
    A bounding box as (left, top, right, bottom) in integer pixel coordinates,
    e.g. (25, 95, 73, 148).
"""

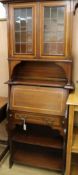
(0, 10, 78, 97)
(0, 21, 9, 97)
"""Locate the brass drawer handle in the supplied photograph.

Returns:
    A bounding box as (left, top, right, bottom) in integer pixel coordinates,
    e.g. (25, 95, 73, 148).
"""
(21, 118, 27, 131)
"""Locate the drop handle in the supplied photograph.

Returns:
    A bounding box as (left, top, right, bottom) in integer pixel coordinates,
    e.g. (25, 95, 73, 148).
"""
(22, 118, 27, 131)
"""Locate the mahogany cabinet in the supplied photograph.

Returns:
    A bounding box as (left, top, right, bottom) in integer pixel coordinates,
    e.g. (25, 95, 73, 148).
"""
(4, 0, 74, 174)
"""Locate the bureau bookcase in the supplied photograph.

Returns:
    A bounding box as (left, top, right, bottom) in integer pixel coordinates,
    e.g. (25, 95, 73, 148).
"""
(1, 0, 74, 174)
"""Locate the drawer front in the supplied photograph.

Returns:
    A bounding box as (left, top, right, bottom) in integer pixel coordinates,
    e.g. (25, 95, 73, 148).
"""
(10, 85, 68, 116)
(9, 111, 66, 135)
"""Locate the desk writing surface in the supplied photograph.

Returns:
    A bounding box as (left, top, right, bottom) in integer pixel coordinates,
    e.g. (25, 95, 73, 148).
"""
(66, 89, 78, 107)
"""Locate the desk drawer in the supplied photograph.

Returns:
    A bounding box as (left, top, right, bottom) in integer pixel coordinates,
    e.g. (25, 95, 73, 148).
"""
(9, 110, 66, 135)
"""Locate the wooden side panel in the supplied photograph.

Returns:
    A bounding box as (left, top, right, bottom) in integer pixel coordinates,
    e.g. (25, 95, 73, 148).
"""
(10, 86, 68, 116)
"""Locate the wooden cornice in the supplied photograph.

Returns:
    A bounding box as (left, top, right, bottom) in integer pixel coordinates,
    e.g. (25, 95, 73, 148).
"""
(0, 0, 72, 4)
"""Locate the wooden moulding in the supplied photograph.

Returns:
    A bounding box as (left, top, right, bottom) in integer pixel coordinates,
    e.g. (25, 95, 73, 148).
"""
(0, 0, 73, 3)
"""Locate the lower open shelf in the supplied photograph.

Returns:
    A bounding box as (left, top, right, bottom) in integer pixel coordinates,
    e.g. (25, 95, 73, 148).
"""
(10, 142, 63, 172)
(12, 124, 63, 149)
(9, 124, 65, 173)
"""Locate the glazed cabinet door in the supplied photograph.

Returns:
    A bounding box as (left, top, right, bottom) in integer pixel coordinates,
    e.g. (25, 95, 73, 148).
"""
(9, 3, 36, 59)
(40, 1, 71, 59)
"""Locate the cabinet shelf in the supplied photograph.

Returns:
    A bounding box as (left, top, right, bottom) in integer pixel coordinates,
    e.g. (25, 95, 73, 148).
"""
(12, 125, 63, 149)
(72, 127, 78, 153)
(12, 143, 63, 171)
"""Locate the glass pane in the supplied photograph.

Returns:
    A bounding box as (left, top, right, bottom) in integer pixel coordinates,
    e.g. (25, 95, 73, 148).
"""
(15, 22, 20, 31)
(27, 8, 32, 18)
(58, 7, 64, 23)
(51, 7, 57, 19)
(27, 43, 32, 53)
(44, 43, 57, 55)
(21, 44, 26, 53)
(44, 7, 50, 18)
(21, 20, 27, 30)
(58, 24, 64, 32)
(44, 32, 52, 42)
(44, 32, 57, 42)
(51, 32, 57, 42)
(14, 7, 33, 54)
(44, 19, 51, 31)
(57, 43, 64, 54)
(15, 32, 20, 42)
(43, 6, 65, 55)
(14, 9, 21, 31)
(15, 44, 20, 53)
(27, 32, 32, 43)
(21, 31, 26, 42)
(27, 19, 32, 31)
(57, 31, 64, 42)
(20, 9, 27, 30)
(51, 21, 57, 32)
